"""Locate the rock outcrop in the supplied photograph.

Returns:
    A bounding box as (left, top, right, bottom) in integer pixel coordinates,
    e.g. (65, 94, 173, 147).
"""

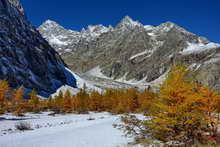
(0, 0, 77, 97)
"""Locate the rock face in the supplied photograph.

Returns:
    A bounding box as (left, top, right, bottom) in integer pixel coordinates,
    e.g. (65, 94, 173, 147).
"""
(39, 16, 220, 91)
(0, 0, 77, 97)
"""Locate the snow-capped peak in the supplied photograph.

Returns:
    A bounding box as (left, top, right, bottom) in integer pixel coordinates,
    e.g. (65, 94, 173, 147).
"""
(39, 20, 65, 32)
(155, 21, 176, 32)
(116, 16, 142, 29)
(80, 25, 110, 41)
(43, 20, 60, 27)
(87, 25, 110, 34)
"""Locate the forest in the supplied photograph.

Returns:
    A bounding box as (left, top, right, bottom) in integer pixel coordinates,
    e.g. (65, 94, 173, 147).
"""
(1, 65, 220, 145)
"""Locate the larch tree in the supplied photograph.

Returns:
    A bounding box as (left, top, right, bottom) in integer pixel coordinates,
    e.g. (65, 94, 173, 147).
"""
(28, 89, 40, 113)
(147, 65, 220, 145)
(137, 89, 157, 114)
(14, 86, 26, 116)
(62, 90, 72, 113)
(89, 91, 103, 112)
(0, 81, 9, 114)
(74, 89, 89, 114)
(116, 65, 220, 146)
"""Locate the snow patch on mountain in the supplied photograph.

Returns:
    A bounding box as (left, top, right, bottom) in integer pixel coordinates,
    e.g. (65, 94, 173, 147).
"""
(51, 85, 79, 97)
(50, 68, 102, 97)
(116, 73, 148, 85)
(155, 22, 175, 33)
(65, 68, 102, 92)
(181, 42, 220, 54)
(144, 25, 155, 31)
(129, 50, 154, 60)
(49, 35, 68, 46)
(85, 66, 112, 80)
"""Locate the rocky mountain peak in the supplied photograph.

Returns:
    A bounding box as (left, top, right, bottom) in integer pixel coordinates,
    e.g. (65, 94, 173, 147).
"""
(81, 25, 110, 40)
(42, 20, 61, 28)
(116, 16, 142, 29)
(38, 16, 220, 92)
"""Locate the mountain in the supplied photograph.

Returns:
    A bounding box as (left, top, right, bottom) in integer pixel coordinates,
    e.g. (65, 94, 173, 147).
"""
(38, 16, 220, 91)
(0, 0, 77, 97)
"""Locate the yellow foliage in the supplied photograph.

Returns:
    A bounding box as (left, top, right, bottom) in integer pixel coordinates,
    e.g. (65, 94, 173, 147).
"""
(28, 89, 40, 113)
(147, 64, 220, 144)
(0, 80, 8, 114)
(13, 86, 26, 116)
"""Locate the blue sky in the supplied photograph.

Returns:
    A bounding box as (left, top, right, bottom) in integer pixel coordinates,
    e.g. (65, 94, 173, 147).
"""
(21, 0, 219, 43)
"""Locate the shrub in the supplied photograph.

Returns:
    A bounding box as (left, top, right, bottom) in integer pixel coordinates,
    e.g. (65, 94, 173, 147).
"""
(15, 121, 32, 131)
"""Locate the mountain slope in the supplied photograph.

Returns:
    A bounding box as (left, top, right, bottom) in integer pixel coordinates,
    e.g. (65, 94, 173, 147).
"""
(39, 16, 220, 91)
(0, 0, 77, 97)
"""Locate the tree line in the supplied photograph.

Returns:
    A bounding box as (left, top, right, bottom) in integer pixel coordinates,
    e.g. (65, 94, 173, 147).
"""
(0, 80, 156, 116)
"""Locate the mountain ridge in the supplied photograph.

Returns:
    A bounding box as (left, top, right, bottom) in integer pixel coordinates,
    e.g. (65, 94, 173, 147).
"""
(38, 16, 220, 92)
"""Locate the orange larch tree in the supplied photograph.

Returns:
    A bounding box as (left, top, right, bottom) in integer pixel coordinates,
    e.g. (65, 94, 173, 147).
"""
(0, 80, 9, 114)
(13, 86, 26, 116)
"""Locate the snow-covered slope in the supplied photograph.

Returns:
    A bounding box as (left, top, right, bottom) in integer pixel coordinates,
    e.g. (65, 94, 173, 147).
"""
(50, 68, 102, 97)
(181, 42, 220, 54)
(0, 112, 132, 147)
(65, 68, 102, 92)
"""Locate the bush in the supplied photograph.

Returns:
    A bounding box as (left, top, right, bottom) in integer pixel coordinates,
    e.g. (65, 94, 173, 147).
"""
(15, 121, 32, 131)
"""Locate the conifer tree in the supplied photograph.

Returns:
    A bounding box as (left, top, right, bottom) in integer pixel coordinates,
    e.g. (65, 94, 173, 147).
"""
(63, 90, 72, 113)
(74, 89, 89, 114)
(0, 80, 8, 114)
(47, 96, 54, 110)
(54, 91, 64, 113)
(14, 86, 26, 116)
(137, 89, 156, 114)
(126, 88, 139, 112)
(89, 91, 103, 112)
(29, 89, 40, 113)
(147, 65, 220, 144)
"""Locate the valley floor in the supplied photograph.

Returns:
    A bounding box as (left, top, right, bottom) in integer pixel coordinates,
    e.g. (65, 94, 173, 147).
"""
(0, 112, 132, 147)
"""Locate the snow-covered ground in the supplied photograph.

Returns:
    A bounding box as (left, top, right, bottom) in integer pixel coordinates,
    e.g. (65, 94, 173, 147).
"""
(0, 112, 132, 147)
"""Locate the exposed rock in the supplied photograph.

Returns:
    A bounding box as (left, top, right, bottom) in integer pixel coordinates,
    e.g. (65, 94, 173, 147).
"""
(39, 16, 220, 91)
(0, 0, 77, 97)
